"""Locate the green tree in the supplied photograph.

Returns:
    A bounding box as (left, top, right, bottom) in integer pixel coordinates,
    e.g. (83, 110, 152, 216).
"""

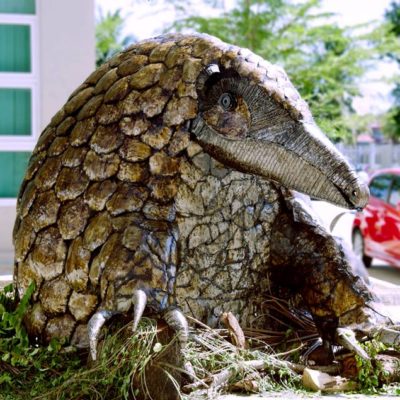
(170, 0, 396, 141)
(384, 1, 400, 141)
(386, 0, 400, 38)
(96, 8, 136, 67)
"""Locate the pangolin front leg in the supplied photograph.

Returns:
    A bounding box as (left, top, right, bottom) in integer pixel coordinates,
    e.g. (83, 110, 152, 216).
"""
(86, 223, 186, 362)
(88, 303, 190, 364)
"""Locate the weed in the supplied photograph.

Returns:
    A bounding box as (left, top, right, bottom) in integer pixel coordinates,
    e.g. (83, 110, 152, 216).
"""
(0, 283, 164, 399)
(355, 339, 388, 393)
(1, 283, 399, 399)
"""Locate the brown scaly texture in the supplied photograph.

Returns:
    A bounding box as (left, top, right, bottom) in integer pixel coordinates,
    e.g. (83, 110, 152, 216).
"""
(13, 33, 371, 347)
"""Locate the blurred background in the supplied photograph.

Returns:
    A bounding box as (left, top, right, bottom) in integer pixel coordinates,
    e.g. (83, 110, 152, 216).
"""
(0, 0, 399, 287)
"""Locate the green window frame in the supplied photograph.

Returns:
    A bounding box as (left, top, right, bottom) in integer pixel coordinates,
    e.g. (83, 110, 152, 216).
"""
(0, 151, 30, 197)
(0, 1, 37, 199)
(0, 88, 31, 136)
(0, 0, 35, 15)
(0, 23, 31, 72)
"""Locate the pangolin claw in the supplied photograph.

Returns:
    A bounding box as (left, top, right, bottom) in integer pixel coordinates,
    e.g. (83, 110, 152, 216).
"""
(87, 305, 189, 364)
(163, 308, 189, 347)
(335, 327, 370, 360)
(132, 289, 147, 332)
(163, 308, 196, 381)
(88, 310, 115, 361)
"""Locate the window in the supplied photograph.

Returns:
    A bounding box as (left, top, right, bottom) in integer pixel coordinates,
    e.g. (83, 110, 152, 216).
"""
(0, 24, 31, 72)
(0, 0, 37, 198)
(0, 0, 35, 14)
(369, 174, 392, 202)
(0, 152, 30, 197)
(0, 88, 31, 135)
(389, 175, 400, 207)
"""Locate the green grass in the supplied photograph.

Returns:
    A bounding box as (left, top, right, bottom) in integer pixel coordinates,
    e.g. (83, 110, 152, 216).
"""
(1, 283, 400, 399)
(0, 283, 164, 399)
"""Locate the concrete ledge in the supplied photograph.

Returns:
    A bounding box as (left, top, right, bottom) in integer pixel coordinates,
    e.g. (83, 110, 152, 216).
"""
(0, 200, 16, 262)
(219, 393, 397, 399)
(370, 276, 400, 289)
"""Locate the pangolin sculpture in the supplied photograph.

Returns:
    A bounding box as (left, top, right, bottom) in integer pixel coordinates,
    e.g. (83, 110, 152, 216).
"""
(13, 33, 398, 362)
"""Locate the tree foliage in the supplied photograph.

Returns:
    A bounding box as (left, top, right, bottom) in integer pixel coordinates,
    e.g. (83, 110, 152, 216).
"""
(170, 0, 396, 141)
(384, 1, 400, 141)
(96, 8, 136, 67)
(386, 1, 400, 39)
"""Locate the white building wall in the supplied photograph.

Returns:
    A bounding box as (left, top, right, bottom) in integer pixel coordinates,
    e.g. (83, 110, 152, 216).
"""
(39, 0, 95, 128)
(0, 0, 95, 268)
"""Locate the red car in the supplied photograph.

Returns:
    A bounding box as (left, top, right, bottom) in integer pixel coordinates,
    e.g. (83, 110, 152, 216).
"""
(352, 168, 400, 268)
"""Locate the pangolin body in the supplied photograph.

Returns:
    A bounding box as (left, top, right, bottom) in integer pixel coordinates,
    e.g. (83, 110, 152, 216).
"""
(13, 33, 371, 347)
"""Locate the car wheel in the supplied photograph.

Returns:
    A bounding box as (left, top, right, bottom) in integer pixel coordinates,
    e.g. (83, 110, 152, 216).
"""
(352, 229, 372, 268)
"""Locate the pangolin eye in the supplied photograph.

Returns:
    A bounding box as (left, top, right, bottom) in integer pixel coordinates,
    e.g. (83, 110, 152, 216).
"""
(218, 92, 236, 110)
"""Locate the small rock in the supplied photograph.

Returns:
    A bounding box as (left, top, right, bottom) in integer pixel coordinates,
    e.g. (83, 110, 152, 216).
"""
(104, 76, 130, 103)
(93, 68, 119, 95)
(106, 184, 148, 215)
(77, 94, 103, 120)
(56, 116, 76, 136)
(117, 54, 148, 76)
(30, 191, 60, 232)
(117, 161, 149, 182)
(163, 97, 197, 126)
(302, 368, 358, 392)
(34, 156, 62, 191)
(65, 87, 94, 114)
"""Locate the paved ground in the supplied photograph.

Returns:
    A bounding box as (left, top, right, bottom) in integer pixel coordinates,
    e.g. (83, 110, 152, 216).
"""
(219, 394, 399, 399)
(369, 262, 400, 286)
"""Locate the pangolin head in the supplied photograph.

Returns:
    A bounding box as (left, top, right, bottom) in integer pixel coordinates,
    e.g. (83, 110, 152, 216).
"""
(168, 33, 369, 210)
(37, 33, 368, 210)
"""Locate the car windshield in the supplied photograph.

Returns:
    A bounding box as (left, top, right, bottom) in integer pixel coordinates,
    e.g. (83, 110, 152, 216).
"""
(369, 174, 392, 201)
(389, 175, 400, 207)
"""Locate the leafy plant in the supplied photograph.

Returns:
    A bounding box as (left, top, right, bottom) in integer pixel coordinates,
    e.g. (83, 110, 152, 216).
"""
(0, 282, 35, 365)
(0, 283, 164, 399)
(96, 8, 136, 67)
(355, 339, 388, 392)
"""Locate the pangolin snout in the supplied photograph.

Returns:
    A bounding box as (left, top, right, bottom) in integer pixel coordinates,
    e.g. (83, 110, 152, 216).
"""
(348, 182, 370, 211)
